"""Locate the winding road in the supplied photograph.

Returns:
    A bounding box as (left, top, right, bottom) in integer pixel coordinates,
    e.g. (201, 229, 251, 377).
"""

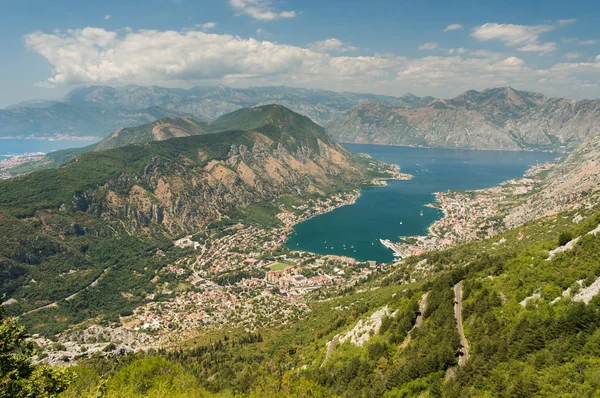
(20, 265, 113, 317)
(454, 281, 470, 366)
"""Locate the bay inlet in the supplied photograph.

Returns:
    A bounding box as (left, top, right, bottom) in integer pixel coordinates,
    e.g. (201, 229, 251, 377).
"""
(286, 144, 560, 263)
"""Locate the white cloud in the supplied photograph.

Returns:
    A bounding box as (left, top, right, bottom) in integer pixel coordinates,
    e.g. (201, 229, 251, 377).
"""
(104, 15, 111, 20)
(557, 19, 577, 27)
(24, 26, 600, 99)
(200, 22, 217, 30)
(518, 42, 557, 54)
(447, 47, 467, 55)
(472, 23, 555, 46)
(564, 52, 581, 60)
(228, 0, 296, 21)
(579, 39, 598, 45)
(418, 42, 437, 50)
(444, 24, 463, 32)
(24, 27, 399, 88)
(309, 38, 358, 53)
(396, 55, 534, 89)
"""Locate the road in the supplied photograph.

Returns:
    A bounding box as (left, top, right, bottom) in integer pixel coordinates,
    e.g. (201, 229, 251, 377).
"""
(454, 281, 469, 366)
(20, 265, 113, 317)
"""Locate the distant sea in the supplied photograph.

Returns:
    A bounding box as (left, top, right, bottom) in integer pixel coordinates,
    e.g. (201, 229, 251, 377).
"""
(0, 139, 98, 158)
(286, 144, 561, 263)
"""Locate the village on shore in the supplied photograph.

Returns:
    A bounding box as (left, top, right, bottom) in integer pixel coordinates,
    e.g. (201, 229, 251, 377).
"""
(33, 160, 554, 364)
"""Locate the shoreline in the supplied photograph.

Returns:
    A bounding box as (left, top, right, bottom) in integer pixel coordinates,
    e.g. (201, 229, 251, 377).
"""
(343, 141, 570, 154)
(383, 161, 557, 259)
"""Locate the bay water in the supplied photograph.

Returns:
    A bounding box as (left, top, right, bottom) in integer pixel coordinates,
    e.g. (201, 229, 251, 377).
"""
(286, 144, 560, 263)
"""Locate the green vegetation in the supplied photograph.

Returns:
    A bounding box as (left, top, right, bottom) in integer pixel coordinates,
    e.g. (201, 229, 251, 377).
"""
(228, 202, 282, 229)
(58, 195, 600, 397)
(0, 104, 376, 337)
(268, 262, 290, 271)
(0, 301, 71, 397)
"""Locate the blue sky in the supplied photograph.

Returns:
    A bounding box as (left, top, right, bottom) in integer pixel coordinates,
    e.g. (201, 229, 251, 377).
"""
(2, 0, 600, 107)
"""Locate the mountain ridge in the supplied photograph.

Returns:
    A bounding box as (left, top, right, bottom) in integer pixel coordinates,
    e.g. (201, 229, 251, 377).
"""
(327, 86, 600, 151)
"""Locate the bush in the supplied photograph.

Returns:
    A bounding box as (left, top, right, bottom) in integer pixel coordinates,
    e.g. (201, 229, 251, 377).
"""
(558, 231, 574, 246)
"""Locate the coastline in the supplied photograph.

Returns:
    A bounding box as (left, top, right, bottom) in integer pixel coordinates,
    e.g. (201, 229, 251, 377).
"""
(382, 161, 557, 259)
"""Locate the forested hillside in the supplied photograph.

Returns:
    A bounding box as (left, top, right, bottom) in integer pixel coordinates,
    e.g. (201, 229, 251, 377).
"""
(57, 188, 600, 397)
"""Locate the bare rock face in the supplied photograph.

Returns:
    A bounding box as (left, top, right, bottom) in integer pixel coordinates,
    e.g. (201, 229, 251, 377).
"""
(505, 131, 600, 227)
(327, 87, 600, 151)
(53, 105, 369, 237)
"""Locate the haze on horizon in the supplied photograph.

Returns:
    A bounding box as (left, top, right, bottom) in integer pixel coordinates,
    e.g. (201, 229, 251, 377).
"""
(2, 0, 600, 107)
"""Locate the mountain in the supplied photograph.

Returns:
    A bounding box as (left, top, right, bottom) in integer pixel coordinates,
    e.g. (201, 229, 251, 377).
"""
(0, 104, 388, 334)
(505, 129, 600, 227)
(64, 85, 434, 125)
(94, 117, 208, 151)
(327, 87, 600, 151)
(4, 105, 360, 177)
(0, 102, 189, 139)
(1, 85, 432, 139)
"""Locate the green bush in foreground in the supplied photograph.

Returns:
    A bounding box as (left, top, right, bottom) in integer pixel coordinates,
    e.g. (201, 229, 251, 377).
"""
(0, 300, 71, 397)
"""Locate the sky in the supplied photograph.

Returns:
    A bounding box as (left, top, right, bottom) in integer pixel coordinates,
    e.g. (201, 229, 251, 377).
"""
(2, 0, 600, 107)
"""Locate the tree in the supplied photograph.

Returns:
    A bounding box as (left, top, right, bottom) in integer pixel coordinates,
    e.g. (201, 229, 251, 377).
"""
(558, 231, 573, 246)
(0, 300, 71, 397)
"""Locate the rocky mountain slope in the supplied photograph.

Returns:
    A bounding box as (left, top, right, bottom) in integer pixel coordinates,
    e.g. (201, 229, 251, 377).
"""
(505, 129, 600, 227)
(65, 85, 434, 125)
(327, 87, 600, 151)
(2, 85, 433, 139)
(94, 117, 208, 151)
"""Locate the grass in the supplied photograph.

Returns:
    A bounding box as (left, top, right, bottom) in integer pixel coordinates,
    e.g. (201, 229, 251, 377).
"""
(268, 262, 291, 270)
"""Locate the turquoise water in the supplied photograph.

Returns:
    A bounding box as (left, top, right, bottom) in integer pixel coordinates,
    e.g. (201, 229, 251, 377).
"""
(0, 139, 98, 158)
(286, 144, 560, 263)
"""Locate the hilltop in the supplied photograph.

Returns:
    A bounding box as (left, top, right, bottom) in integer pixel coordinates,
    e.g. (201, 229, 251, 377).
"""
(327, 87, 600, 151)
(3, 104, 344, 177)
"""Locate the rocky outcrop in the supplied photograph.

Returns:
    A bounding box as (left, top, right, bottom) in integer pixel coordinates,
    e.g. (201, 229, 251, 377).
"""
(505, 131, 600, 227)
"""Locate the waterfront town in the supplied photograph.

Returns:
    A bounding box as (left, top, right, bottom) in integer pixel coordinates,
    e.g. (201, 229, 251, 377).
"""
(381, 162, 556, 257)
(120, 189, 386, 335)
(0, 152, 45, 179)
(33, 160, 554, 363)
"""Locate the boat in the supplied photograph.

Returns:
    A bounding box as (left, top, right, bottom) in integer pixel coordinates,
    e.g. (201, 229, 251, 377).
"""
(399, 221, 403, 225)
(420, 210, 424, 216)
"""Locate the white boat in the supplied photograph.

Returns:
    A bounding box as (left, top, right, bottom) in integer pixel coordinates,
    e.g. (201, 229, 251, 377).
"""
(399, 221, 403, 225)
(420, 210, 424, 216)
